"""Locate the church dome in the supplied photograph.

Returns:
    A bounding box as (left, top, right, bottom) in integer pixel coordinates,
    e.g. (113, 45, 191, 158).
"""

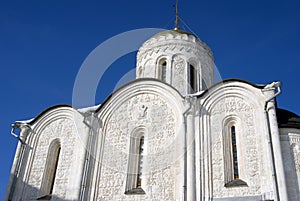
(141, 29, 212, 54)
(149, 29, 199, 43)
(137, 29, 213, 61)
(276, 108, 300, 129)
(136, 29, 214, 95)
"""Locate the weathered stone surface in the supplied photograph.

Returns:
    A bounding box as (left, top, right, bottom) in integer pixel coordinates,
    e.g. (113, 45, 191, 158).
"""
(96, 93, 179, 200)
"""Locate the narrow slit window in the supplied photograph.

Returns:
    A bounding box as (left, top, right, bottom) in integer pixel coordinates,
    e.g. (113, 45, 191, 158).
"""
(136, 136, 144, 188)
(189, 64, 197, 93)
(39, 140, 61, 199)
(161, 61, 167, 82)
(125, 133, 146, 194)
(224, 122, 247, 187)
(231, 126, 239, 179)
(50, 147, 60, 194)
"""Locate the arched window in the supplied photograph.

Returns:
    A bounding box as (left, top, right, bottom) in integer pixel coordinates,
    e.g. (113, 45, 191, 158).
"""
(159, 59, 167, 82)
(39, 139, 61, 199)
(223, 121, 247, 187)
(125, 130, 146, 194)
(188, 64, 197, 93)
(231, 126, 239, 179)
(136, 136, 144, 188)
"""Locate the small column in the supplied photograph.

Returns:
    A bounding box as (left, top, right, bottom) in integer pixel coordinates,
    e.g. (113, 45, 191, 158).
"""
(263, 87, 288, 201)
(186, 98, 196, 201)
(5, 124, 30, 201)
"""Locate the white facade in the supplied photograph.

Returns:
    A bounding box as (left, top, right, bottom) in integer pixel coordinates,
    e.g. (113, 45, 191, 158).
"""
(5, 29, 300, 201)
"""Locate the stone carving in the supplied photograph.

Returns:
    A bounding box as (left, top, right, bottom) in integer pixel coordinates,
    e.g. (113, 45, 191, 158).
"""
(136, 31, 215, 96)
(172, 55, 186, 94)
(209, 97, 261, 197)
(137, 31, 213, 62)
(138, 105, 148, 118)
(211, 97, 252, 115)
(24, 118, 78, 200)
(174, 55, 185, 74)
(290, 136, 300, 172)
(97, 93, 177, 200)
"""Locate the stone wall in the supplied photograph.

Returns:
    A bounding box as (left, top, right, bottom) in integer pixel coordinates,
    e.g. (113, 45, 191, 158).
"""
(280, 128, 300, 201)
(209, 97, 261, 197)
(7, 108, 88, 201)
(95, 93, 181, 200)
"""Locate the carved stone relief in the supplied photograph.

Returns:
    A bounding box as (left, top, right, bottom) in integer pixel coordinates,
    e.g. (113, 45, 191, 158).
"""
(174, 56, 184, 74)
(24, 118, 78, 200)
(290, 136, 300, 173)
(172, 55, 186, 94)
(209, 97, 261, 197)
(97, 93, 178, 200)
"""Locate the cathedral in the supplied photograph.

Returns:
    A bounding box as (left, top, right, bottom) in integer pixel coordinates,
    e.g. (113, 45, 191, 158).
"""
(5, 26, 300, 200)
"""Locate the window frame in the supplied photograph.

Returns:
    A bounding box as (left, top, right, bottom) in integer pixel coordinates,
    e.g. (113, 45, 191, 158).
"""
(222, 118, 247, 188)
(158, 58, 167, 82)
(38, 139, 61, 199)
(125, 128, 146, 194)
(188, 63, 197, 93)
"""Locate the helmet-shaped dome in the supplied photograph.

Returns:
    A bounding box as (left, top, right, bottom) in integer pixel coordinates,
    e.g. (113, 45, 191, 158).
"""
(136, 29, 214, 95)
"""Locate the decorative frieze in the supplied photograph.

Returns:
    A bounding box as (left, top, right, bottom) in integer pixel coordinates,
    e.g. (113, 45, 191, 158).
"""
(290, 135, 300, 172)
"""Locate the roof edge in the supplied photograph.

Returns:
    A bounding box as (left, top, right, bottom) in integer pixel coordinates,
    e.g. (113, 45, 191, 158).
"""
(95, 77, 183, 113)
(198, 78, 266, 98)
(16, 104, 73, 125)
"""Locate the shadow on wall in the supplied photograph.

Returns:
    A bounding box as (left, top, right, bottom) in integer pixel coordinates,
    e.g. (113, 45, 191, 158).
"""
(287, 144, 300, 200)
(5, 173, 74, 201)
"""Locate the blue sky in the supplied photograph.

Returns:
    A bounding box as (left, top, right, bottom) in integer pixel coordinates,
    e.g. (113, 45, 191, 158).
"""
(1, 0, 300, 198)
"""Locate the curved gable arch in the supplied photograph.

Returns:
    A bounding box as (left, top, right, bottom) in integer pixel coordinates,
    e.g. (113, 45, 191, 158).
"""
(93, 79, 186, 199)
(200, 80, 265, 113)
(97, 78, 185, 121)
(199, 80, 267, 197)
(20, 106, 86, 200)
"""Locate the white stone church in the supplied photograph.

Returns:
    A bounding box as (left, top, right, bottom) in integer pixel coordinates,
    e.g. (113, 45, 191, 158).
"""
(5, 28, 300, 201)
